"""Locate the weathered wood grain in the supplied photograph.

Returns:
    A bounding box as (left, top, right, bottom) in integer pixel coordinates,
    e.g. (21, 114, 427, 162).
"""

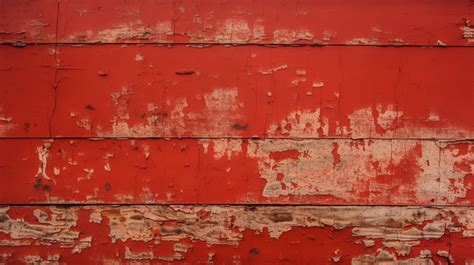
(1, 138, 472, 204)
(1, 1, 474, 263)
(0, 205, 473, 264)
(1, 45, 473, 138)
(2, 0, 474, 46)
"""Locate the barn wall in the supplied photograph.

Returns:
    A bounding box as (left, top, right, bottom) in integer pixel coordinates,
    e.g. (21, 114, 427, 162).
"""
(1, 0, 473, 264)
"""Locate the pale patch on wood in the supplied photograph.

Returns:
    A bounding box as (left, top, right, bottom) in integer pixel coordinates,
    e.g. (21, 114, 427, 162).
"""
(267, 105, 474, 138)
(67, 21, 173, 42)
(461, 20, 474, 43)
(1, 206, 474, 261)
(273, 29, 313, 43)
(93, 205, 474, 258)
(165, 87, 244, 136)
(267, 109, 321, 137)
(346, 38, 380, 45)
(0, 207, 81, 247)
(35, 140, 54, 182)
(186, 18, 266, 43)
(71, 236, 92, 254)
(247, 139, 472, 203)
(258, 64, 288, 75)
(352, 249, 434, 265)
(199, 139, 243, 159)
(23, 254, 61, 265)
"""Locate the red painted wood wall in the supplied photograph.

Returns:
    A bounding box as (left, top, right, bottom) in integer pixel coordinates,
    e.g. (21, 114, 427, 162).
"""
(1, 0, 474, 264)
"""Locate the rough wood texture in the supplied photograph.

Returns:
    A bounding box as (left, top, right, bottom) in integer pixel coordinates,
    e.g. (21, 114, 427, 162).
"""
(1, 45, 473, 138)
(1, 0, 474, 46)
(1, 1, 473, 263)
(1, 205, 474, 264)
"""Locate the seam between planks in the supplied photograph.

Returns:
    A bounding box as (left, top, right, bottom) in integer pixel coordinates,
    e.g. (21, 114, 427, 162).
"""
(1, 203, 474, 208)
(0, 136, 473, 142)
(1, 42, 474, 48)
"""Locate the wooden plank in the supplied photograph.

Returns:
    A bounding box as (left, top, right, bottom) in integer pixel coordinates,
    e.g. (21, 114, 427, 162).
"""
(0, 205, 473, 263)
(1, 138, 472, 204)
(2, 0, 474, 46)
(1, 45, 473, 139)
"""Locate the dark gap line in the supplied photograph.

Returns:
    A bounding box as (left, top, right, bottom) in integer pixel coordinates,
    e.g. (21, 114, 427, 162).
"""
(2, 42, 474, 49)
(0, 136, 473, 142)
(1, 203, 473, 208)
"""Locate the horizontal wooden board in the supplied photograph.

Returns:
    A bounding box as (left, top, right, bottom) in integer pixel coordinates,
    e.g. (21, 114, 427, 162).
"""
(2, 0, 474, 46)
(0, 205, 473, 263)
(0, 138, 472, 204)
(1, 45, 473, 139)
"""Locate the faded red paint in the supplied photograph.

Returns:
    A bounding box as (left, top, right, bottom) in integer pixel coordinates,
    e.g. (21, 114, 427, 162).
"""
(1, 46, 473, 138)
(2, 0, 474, 45)
(0, 139, 472, 205)
(1, 0, 474, 263)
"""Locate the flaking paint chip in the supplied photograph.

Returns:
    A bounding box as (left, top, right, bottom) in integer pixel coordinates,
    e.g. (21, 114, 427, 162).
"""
(135, 54, 144, 61)
(437, 40, 447, 46)
(296, 69, 306, 75)
(427, 113, 440, 121)
(312, 81, 324, 88)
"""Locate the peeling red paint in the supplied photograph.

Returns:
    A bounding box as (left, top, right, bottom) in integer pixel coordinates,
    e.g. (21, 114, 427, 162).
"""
(1, 1, 473, 263)
(2, 0, 474, 46)
(0, 139, 472, 204)
(0, 206, 474, 264)
(0, 45, 473, 138)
